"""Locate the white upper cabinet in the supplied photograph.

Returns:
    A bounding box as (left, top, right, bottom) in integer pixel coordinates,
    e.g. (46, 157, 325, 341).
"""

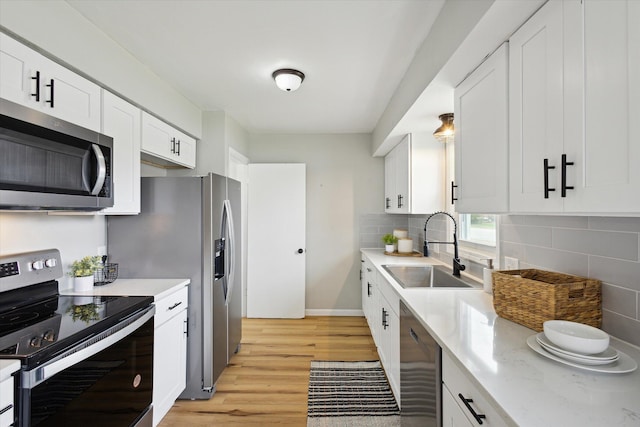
(0, 33, 101, 132)
(384, 133, 444, 214)
(509, 0, 640, 214)
(454, 43, 509, 213)
(563, 0, 640, 213)
(509, 0, 567, 213)
(141, 112, 196, 169)
(101, 91, 141, 215)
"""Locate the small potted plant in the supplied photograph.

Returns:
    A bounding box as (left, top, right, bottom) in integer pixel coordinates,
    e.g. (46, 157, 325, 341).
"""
(382, 233, 398, 253)
(68, 255, 102, 292)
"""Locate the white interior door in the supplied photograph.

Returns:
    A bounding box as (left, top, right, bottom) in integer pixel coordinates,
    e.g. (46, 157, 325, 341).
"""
(247, 163, 306, 318)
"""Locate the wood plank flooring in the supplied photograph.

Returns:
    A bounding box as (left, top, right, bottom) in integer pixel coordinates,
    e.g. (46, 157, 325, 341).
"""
(158, 316, 378, 426)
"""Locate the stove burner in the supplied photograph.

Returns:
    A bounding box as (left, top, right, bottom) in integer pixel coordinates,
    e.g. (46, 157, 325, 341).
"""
(0, 311, 39, 326)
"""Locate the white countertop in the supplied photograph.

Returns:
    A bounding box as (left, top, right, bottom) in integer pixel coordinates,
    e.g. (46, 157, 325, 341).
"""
(0, 359, 20, 382)
(362, 249, 640, 427)
(61, 278, 190, 301)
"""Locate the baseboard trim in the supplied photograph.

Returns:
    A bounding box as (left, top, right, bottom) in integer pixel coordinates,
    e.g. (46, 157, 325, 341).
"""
(305, 309, 364, 317)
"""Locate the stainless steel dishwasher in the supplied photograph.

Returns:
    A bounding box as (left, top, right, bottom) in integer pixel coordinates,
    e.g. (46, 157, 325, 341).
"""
(400, 300, 441, 427)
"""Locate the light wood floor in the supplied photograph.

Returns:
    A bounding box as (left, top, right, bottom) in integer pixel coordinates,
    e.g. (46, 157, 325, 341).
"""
(158, 316, 378, 426)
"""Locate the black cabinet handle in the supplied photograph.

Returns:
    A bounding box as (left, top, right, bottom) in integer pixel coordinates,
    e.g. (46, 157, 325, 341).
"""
(170, 137, 176, 153)
(381, 307, 388, 329)
(561, 154, 574, 197)
(385, 197, 391, 209)
(367, 282, 372, 296)
(543, 158, 556, 199)
(451, 181, 458, 205)
(46, 79, 54, 108)
(458, 393, 486, 424)
(0, 403, 13, 416)
(31, 71, 40, 101)
(398, 194, 403, 208)
(168, 301, 183, 310)
(176, 139, 181, 156)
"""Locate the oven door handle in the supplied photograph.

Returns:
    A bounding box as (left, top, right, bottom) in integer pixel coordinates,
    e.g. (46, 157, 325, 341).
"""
(21, 305, 155, 389)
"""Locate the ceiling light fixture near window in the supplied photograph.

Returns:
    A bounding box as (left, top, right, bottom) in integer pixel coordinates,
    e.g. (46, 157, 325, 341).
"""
(433, 113, 454, 142)
(272, 68, 305, 92)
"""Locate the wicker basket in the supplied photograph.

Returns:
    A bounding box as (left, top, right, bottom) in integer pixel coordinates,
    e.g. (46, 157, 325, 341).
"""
(492, 269, 601, 332)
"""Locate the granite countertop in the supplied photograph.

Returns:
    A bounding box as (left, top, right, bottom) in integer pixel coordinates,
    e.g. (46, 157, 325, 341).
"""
(61, 278, 190, 301)
(362, 249, 640, 427)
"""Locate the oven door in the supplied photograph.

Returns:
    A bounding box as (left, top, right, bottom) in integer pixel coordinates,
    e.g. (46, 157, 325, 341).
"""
(18, 306, 154, 427)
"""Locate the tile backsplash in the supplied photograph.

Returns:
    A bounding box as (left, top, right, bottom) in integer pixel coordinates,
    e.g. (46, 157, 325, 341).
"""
(501, 215, 640, 347)
(359, 213, 640, 347)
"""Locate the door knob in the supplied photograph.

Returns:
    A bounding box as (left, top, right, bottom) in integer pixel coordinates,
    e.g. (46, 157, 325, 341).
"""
(297, 248, 304, 254)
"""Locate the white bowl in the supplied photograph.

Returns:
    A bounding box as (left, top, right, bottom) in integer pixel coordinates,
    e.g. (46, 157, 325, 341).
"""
(543, 320, 610, 355)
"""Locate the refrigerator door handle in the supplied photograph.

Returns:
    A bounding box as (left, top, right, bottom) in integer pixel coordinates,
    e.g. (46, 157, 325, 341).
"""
(223, 199, 236, 306)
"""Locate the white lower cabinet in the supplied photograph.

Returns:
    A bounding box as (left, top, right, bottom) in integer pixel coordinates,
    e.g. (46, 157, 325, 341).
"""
(0, 368, 16, 427)
(361, 253, 400, 405)
(153, 286, 189, 426)
(442, 351, 507, 427)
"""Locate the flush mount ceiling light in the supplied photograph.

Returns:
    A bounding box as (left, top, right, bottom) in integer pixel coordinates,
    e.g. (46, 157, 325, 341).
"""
(272, 68, 305, 92)
(433, 113, 455, 142)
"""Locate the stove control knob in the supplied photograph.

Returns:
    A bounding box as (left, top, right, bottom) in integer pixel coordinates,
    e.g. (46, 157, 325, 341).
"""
(43, 330, 56, 342)
(31, 260, 45, 270)
(45, 258, 57, 268)
(30, 336, 42, 348)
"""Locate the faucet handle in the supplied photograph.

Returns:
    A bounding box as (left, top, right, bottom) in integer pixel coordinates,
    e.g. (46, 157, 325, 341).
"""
(480, 258, 493, 269)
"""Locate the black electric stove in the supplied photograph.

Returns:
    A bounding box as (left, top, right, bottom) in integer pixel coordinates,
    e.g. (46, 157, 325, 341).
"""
(0, 249, 152, 370)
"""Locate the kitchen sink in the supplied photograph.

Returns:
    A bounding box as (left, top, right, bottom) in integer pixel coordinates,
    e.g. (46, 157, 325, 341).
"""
(382, 264, 479, 289)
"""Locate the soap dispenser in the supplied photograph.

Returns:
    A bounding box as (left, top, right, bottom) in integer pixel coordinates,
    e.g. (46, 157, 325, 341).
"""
(482, 259, 494, 294)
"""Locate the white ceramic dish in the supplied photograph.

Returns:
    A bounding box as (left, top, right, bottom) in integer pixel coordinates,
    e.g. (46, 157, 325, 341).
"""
(536, 333, 619, 361)
(527, 335, 637, 374)
(536, 334, 618, 365)
(543, 320, 609, 355)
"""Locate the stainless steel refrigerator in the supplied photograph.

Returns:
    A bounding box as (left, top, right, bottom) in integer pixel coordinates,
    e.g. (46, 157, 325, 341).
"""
(107, 173, 241, 399)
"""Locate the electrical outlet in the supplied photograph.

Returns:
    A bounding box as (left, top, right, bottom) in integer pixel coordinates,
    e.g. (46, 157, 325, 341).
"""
(504, 256, 519, 270)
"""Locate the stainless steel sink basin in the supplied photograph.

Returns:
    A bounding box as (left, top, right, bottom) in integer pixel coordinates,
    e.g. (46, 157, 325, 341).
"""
(381, 264, 479, 289)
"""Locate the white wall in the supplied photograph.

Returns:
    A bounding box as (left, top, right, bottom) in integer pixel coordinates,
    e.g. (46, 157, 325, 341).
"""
(248, 133, 383, 313)
(0, 0, 201, 137)
(0, 213, 106, 291)
(372, 0, 493, 154)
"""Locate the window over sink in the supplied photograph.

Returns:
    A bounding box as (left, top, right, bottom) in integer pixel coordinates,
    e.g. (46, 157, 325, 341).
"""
(459, 214, 496, 247)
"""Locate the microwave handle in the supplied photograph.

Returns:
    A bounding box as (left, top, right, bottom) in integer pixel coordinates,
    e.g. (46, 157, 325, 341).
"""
(90, 144, 107, 195)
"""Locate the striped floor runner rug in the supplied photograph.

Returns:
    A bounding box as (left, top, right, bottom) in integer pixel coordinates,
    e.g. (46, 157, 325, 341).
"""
(307, 360, 400, 427)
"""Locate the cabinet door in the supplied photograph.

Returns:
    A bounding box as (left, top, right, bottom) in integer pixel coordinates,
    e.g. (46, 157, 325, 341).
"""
(563, 0, 640, 213)
(142, 112, 173, 160)
(153, 309, 187, 426)
(0, 33, 41, 106)
(101, 91, 141, 215)
(39, 57, 102, 131)
(509, 0, 565, 212)
(394, 135, 411, 213)
(0, 33, 101, 131)
(173, 130, 196, 169)
(384, 149, 396, 212)
(454, 43, 509, 213)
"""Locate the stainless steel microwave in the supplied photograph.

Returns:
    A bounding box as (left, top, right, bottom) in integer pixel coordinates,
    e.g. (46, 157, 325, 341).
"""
(0, 99, 114, 210)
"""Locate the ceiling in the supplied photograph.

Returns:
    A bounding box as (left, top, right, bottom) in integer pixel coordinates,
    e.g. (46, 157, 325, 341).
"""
(66, 0, 445, 135)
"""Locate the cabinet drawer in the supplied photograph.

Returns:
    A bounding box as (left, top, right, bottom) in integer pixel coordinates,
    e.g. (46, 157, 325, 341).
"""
(442, 351, 508, 427)
(0, 377, 14, 427)
(155, 286, 189, 327)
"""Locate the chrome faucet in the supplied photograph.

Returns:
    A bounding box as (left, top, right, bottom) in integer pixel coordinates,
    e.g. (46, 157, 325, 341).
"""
(423, 211, 466, 277)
